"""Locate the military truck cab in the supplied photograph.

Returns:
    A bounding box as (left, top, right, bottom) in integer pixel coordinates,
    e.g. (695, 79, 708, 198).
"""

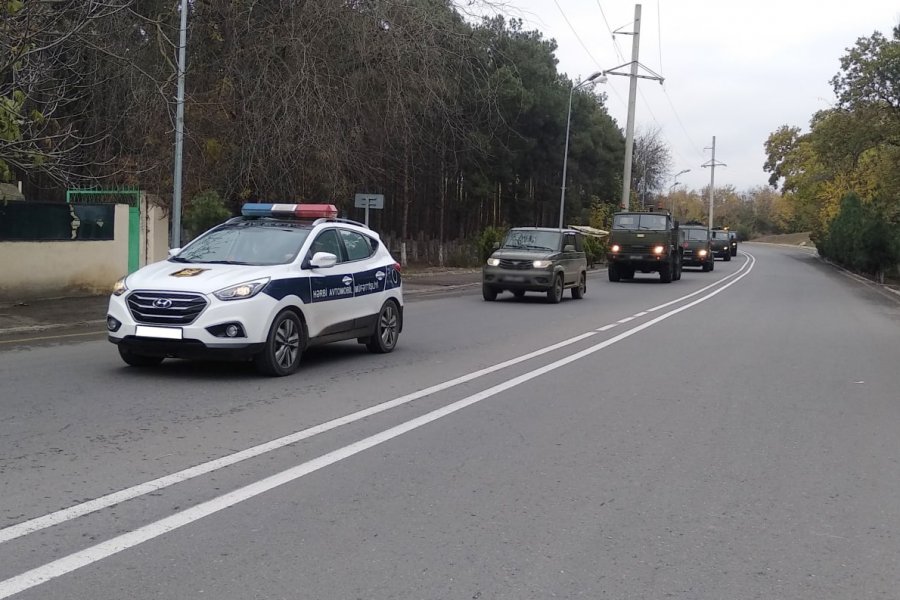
(607, 211, 682, 283)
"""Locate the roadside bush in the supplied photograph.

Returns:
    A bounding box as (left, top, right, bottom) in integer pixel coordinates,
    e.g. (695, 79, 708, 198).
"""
(820, 193, 900, 282)
(184, 190, 232, 241)
(583, 235, 606, 267)
(476, 226, 507, 262)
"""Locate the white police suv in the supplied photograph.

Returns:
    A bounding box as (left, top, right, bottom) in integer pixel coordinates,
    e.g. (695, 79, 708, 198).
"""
(107, 204, 403, 376)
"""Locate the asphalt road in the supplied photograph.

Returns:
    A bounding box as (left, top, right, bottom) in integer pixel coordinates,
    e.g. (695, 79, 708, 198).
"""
(2, 244, 899, 599)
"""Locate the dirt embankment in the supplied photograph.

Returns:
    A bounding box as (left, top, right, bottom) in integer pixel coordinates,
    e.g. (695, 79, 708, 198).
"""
(750, 232, 813, 246)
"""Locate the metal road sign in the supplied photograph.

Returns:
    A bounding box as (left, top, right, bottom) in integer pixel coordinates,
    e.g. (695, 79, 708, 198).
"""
(354, 194, 384, 209)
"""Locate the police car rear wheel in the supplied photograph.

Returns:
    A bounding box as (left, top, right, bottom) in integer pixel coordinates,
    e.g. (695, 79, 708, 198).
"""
(254, 310, 303, 376)
(118, 347, 164, 367)
(366, 300, 401, 354)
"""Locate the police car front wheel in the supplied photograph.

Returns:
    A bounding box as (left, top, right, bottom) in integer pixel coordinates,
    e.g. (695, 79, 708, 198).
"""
(254, 310, 304, 376)
(366, 300, 401, 354)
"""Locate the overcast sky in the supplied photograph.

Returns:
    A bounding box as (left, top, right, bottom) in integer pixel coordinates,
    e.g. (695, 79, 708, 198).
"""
(484, 0, 900, 193)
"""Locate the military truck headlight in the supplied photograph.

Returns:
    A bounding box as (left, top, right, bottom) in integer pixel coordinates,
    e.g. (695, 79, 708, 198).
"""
(213, 278, 270, 301)
(652, 245, 665, 255)
(610, 244, 620, 253)
(532, 260, 553, 269)
(112, 276, 128, 296)
(698, 249, 708, 257)
(486, 258, 500, 266)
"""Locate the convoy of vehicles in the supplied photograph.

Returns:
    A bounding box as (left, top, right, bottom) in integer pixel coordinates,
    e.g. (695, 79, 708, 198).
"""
(605, 211, 682, 283)
(482, 227, 588, 303)
(107, 207, 740, 376)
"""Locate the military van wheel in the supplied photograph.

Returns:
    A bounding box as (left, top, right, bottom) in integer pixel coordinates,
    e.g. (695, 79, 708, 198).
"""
(118, 347, 164, 367)
(572, 272, 586, 299)
(253, 310, 303, 376)
(547, 273, 564, 303)
(608, 265, 621, 282)
(366, 300, 401, 354)
(702, 262, 711, 272)
(724, 253, 731, 262)
(513, 290, 526, 300)
(482, 285, 498, 301)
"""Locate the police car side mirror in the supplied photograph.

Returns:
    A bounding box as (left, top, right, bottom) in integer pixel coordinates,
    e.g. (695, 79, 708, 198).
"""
(168, 247, 181, 257)
(309, 252, 338, 269)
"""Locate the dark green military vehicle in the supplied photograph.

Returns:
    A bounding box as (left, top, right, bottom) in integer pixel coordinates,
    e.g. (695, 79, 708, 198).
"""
(680, 224, 714, 272)
(710, 229, 732, 261)
(606, 211, 682, 283)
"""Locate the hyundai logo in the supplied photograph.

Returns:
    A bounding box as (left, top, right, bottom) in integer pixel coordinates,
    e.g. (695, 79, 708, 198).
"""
(153, 298, 173, 309)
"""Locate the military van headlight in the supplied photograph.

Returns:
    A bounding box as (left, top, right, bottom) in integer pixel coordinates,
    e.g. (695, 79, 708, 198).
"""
(610, 244, 620, 253)
(532, 260, 553, 269)
(486, 258, 500, 267)
(213, 278, 270, 301)
(112, 276, 128, 296)
(652, 245, 665, 255)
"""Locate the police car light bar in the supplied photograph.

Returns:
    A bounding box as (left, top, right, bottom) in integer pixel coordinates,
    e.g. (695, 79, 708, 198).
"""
(241, 203, 339, 219)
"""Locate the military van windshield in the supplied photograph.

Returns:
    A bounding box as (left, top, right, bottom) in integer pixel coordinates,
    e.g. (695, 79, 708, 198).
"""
(612, 214, 668, 231)
(683, 229, 709, 241)
(501, 230, 561, 251)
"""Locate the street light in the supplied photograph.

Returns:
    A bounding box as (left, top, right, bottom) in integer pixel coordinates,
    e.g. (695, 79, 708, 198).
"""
(559, 71, 607, 230)
(669, 168, 690, 220)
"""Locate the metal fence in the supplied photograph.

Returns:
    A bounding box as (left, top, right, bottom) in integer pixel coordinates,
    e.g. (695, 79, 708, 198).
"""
(0, 202, 116, 241)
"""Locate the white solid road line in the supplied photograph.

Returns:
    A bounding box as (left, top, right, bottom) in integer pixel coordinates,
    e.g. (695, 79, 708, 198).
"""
(0, 252, 756, 599)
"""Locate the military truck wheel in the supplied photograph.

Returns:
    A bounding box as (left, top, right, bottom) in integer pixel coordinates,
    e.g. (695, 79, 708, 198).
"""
(608, 264, 621, 282)
(572, 272, 586, 299)
(710, 259, 715, 271)
(546, 273, 564, 303)
(660, 261, 673, 283)
(674, 257, 683, 281)
(482, 285, 499, 301)
(622, 268, 635, 280)
(513, 290, 526, 300)
(702, 262, 711, 272)
(724, 253, 731, 262)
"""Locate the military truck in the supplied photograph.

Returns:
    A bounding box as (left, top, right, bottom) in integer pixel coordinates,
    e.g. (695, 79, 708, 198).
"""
(680, 224, 714, 272)
(710, 229, 732, 261)
(607, 211, 682, 283)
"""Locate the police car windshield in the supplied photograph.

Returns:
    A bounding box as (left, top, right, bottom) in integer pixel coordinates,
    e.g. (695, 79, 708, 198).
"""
(683, 229, 709, 241)
(613, 214, 667, 230)
(176, 224, 310, 266)
(502, 230, 559, 251)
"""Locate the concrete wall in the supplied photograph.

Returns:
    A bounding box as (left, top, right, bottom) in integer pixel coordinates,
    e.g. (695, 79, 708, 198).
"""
(0, 201, 170, 301)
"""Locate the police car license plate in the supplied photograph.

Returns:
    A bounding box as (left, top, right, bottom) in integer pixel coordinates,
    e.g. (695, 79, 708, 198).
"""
(135, 326, 183, 340)
(504, 276, 525, 282)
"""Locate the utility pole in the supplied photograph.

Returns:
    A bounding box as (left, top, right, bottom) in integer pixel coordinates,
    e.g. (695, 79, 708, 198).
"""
(171, 0, 189, 248)
(701, 136, 726, 230)
(605, 5, 664, 210)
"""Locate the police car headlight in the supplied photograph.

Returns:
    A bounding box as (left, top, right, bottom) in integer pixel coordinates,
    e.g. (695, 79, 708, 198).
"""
(486, 258, 500, 267)
(213, 278, 270, 301)
(532, 260, 553, 269)
(112, 276, 128, 296)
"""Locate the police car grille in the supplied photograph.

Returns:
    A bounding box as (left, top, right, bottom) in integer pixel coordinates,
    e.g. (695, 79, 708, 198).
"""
(127, 291, 208, 325)
(498, 259, 532, 270)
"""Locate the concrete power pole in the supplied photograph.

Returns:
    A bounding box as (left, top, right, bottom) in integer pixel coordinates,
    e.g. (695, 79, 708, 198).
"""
(701, 136, 727, 230)
(171, 0, 189, 248)
(605, 5, 664, 210)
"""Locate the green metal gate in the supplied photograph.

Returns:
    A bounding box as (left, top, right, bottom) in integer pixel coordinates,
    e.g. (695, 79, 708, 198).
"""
(67, 188, 142, 273)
